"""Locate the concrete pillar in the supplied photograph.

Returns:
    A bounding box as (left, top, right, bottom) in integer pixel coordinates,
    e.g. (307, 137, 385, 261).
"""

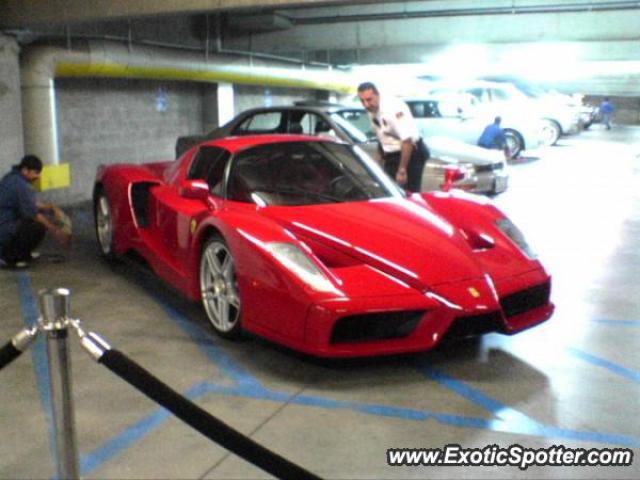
(0, 33, 23, 171)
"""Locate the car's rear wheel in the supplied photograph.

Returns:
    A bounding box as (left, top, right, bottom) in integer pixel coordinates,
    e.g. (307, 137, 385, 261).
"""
(94, 190, 117, 261)
(199, 235, 242, 338)
(541, 120, 561, 146)
(503, 129, 524, 158)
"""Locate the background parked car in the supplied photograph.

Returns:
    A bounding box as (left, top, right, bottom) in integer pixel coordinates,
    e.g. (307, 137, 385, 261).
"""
(423, 79, 581, 146)
(176, 103, 509, 195)
(399, 95, 546, 159)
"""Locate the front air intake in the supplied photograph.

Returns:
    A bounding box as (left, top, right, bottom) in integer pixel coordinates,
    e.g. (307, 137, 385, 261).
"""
(330, 311, 424, 344)
(500, 282, 551, 318)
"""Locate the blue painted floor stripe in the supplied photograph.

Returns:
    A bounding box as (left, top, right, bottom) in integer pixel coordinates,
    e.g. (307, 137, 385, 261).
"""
(15, 271, 640, 478)
(15, 273, 58, 468)
(566, 347, 640, 384)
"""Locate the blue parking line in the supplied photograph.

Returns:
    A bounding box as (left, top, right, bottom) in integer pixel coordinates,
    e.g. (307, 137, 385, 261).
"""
(566, 347, 640, 384)
(14, 273, 58, 467)
(15, 272, 640, 478)
(416, 365, 545, 436)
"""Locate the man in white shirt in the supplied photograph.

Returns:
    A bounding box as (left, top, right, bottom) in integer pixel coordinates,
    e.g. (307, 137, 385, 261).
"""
(357, 82, 428, 192)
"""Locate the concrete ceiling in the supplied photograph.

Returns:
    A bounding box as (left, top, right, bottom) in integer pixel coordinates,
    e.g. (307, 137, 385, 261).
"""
(2, 0, 639, 96)
(0, 0, 404, 28)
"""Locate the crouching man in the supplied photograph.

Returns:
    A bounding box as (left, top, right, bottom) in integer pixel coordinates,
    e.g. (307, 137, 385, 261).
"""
(0, 155, 71, 268)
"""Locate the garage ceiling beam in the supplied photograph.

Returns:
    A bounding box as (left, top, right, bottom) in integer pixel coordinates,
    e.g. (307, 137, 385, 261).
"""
(0, 0, 407, 29)
(288, 1, 640, 24)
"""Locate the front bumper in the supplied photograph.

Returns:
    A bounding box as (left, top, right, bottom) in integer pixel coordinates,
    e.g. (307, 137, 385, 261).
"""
(298, 270, 552, 357)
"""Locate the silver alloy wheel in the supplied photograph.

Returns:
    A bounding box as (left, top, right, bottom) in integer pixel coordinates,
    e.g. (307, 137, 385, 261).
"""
(96, 194, 113, 255)
(540, 121, 561, 146)
(200, 239, 241, 335)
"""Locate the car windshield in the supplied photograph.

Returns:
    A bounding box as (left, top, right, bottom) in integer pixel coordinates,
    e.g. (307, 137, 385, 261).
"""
(226, 141, 404, 206)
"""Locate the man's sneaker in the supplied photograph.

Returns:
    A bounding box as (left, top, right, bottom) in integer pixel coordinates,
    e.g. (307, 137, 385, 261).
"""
(30, 251, 41, 260)
(13, 261, 29, 269)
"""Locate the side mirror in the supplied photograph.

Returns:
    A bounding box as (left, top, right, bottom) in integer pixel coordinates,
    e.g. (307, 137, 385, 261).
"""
(179, 179, 210, 201)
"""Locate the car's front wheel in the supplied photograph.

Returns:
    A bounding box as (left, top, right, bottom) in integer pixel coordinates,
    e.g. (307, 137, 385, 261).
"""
(199, 235, 242, 338)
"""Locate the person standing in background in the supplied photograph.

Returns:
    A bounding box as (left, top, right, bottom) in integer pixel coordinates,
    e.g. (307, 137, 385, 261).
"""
(357, 82, 429, 192)
(599, 97, 615, 130)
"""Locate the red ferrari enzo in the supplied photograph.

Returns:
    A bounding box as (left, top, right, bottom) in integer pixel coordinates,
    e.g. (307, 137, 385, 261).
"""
(94, 134, 553, 357)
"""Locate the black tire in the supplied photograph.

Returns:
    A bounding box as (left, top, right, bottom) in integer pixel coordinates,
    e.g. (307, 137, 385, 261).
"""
(94, 189, 118, 261)
(503, 129, 524, 158)
(199, 235, 242, 339)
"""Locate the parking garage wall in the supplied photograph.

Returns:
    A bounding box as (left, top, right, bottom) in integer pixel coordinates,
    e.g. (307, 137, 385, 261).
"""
(42, 78, 205, 206)
(234, 84, 318, 113)
(0, 34, 23, 172)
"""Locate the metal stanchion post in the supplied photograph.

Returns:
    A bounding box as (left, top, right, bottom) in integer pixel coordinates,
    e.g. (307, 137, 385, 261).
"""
(38, 288, 80, 480)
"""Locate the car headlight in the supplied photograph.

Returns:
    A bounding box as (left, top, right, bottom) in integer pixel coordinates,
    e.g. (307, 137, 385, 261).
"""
(266, 242, 336, 292)
(495, 218, 537, 259)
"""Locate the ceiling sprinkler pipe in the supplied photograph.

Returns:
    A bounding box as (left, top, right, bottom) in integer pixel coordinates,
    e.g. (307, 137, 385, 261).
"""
(21, 40, 355, 166)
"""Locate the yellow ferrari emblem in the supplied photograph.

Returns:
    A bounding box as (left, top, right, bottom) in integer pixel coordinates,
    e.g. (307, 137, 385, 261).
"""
(468, 287, 481, 298)
(190, 219, 197, 234)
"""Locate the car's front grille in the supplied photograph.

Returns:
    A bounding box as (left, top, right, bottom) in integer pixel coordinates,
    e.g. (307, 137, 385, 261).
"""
(500, 281, 551, 318)
(441, 312, 504, 341)
(475, 162, 504, 173)
(330, 311, 424, 344)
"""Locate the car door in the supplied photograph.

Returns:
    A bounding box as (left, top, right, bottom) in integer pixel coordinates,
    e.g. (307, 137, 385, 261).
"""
(147, 146, 229, 285)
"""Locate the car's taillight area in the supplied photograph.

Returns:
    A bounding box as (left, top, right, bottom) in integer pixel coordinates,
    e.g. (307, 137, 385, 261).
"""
(330, 310, 425, 344)
(500, 281, 551, 318)
(441, 165, 467, 191)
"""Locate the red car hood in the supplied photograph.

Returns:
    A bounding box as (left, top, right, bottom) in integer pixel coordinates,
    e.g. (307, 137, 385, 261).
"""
(260, 198, 486, 291)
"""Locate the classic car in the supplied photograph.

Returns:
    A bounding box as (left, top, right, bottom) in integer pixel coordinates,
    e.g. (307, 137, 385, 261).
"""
(94, 135, 554, 357)
(176, 103, 509, 196)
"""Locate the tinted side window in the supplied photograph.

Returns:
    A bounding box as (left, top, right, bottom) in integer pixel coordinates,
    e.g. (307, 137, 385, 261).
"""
(187, 146, 230, 196)
(234, 112, 284, 134)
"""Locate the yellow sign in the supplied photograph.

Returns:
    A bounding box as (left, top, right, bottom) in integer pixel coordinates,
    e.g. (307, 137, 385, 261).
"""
(34, 163, 71, 191)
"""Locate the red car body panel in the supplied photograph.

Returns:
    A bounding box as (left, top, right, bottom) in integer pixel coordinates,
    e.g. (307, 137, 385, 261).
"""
(94, 134, 553, 357)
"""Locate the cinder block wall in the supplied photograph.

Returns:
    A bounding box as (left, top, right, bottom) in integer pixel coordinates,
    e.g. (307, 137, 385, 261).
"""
(585, 95, 640, 125)
(40, 78, 205, 206)
(0, 34, 23, 173)
(234, 84, 316, 113)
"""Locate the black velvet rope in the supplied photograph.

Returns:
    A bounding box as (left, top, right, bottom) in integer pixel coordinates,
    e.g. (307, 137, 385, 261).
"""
(99, 349, 322, 480)
(0, 341, 21, 370)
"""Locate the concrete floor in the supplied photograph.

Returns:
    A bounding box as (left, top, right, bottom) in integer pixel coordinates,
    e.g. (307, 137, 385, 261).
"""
(1, 124, 639, 479)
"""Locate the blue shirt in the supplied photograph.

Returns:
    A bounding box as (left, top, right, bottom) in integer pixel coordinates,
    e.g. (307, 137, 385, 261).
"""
(0, 166, 39, 256)
(599, 100, 614, 114)
(477, 123, 506, 149)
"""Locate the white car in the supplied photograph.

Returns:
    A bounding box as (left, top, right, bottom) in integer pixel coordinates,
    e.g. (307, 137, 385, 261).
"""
(425, 80, 581, 145)
(402, 96, 546, 158)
